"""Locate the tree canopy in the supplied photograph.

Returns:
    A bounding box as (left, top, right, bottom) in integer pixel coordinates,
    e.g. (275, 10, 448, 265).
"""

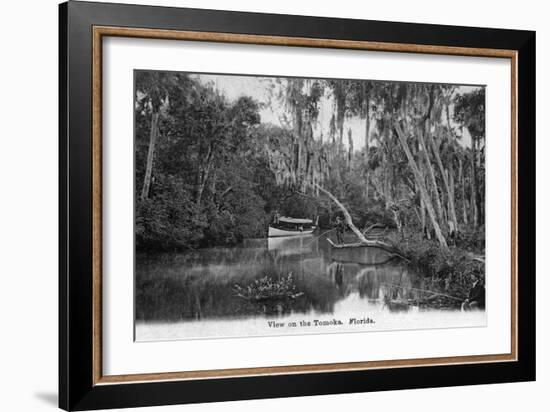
(135, 71, 485, 253)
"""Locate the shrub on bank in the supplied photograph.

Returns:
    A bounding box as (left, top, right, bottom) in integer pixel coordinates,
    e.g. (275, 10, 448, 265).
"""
(388, 231, 485, 300)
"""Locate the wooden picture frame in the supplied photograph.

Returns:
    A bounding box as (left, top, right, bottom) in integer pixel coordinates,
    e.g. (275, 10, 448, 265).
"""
(59, 1, 535, 410)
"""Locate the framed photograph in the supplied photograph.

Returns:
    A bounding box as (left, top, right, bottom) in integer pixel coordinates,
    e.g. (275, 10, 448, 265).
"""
(59, 1, 535, 410)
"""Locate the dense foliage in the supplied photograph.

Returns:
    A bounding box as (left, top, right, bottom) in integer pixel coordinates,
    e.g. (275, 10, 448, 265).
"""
(135, 72, 485, 256)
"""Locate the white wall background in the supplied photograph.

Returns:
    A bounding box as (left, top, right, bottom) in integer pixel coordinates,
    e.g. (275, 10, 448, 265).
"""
(0, 0, 545, 411)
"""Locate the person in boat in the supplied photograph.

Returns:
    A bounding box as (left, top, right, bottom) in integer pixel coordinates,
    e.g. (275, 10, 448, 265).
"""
(461, 271, 485, 310)
(273, 210, 280, 225)
(335, 216, 346, 244)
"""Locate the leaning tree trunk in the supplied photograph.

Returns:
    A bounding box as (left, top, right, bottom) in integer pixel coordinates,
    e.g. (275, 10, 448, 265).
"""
(427, 131, 458, 232)
(140, 110, 160, 201)
(313, 183, 368, 243)
(313, 183, 408, 259)
(418, 125, 445, 234)
(394, 122, 449, 251)
(195, 145, 215, 209)
(364, 94, 371, 200)
(421, 198, 429, 239)
(470, 144, 478, 228)
(347, 128, 353, 171)
(416, 143, 429, 239)
(476, 143, 484, 226)
(448, 167, 457, 232)
(458, 158, 468, 225)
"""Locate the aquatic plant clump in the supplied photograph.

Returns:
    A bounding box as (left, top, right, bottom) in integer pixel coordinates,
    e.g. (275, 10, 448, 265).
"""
(234, 273, 304, 302)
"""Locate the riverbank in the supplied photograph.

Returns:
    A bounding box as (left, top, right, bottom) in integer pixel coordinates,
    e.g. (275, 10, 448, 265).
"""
(386, 230, 485, 306)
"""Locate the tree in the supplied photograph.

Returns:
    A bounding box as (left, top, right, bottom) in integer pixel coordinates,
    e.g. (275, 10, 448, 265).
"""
(346, 81, 374, 199)
(135, 72, 483, 256)
(135, 74, 266, 249)
(327, 80, 351, 145)
(424, 86, 459, 233)
(454, 88, 486, 227)
(394, 122, 449, 251)
(135, 72, 192, 201)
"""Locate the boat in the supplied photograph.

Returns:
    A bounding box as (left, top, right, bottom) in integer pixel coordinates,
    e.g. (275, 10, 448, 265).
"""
(268, 216, 316, 237)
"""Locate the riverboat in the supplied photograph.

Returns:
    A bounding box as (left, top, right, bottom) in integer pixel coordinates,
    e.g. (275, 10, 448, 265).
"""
(268, 216, 316, 237)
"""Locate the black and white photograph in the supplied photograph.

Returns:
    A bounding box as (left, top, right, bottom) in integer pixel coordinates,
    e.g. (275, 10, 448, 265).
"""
(134, 71, 487, 341)
(0, 0, 542, 409)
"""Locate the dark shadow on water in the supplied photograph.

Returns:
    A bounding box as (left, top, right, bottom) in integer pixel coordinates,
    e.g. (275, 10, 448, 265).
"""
(34, 392, 58, 407)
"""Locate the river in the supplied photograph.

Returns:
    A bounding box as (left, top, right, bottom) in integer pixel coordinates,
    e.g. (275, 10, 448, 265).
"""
(135, 233, 485, 341)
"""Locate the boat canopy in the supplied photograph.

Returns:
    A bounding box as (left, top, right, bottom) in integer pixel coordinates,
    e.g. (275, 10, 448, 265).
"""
(278, 216, 313, 224)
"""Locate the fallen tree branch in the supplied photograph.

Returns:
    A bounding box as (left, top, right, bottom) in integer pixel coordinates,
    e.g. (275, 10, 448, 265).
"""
(313, 182, 407, 253)
(313, 183, 369, 243)
(327, 238, 410, 262)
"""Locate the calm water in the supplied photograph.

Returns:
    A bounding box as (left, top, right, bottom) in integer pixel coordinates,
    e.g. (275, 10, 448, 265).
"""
(135, 234, 485, 341)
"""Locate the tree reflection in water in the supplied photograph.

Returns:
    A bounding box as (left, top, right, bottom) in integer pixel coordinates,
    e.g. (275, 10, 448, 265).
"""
(136, 235, 426, 322)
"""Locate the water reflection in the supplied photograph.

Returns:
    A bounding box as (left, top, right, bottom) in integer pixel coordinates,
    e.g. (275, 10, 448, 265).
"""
(136, 235, 488, 340)
(137, 234, 444, 323)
